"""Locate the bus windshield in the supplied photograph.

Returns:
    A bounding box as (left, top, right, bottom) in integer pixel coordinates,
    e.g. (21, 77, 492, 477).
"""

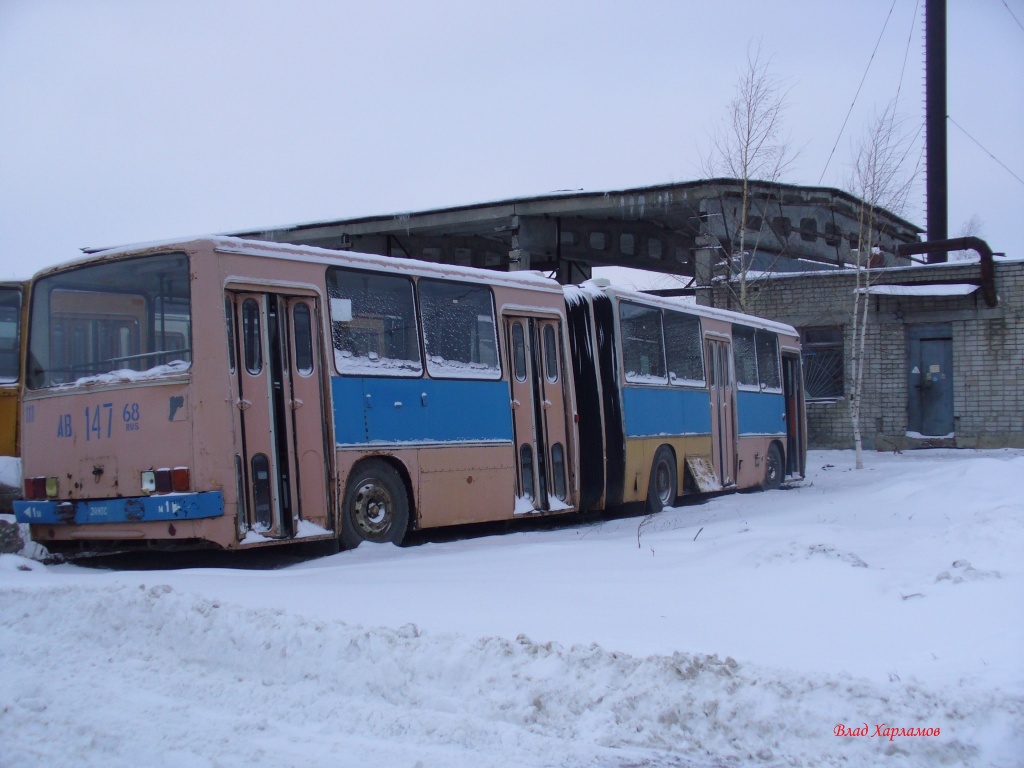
(26, 252, 192, 389)
(0, 286, 20, 384)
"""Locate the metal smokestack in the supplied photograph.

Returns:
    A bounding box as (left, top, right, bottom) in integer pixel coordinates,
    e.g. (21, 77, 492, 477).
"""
(926, 0, 948, 262)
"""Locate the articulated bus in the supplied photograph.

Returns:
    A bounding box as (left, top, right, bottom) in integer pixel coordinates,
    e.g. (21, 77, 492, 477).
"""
(565, 281, 805, 515)
(13, 238, 804, 553)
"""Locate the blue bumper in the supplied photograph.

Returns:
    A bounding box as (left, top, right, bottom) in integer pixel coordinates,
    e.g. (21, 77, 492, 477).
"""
(14, 492, 224, 525)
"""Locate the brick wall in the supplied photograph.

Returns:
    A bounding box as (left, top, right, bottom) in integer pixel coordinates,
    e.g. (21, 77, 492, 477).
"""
(700, 260, 1024, 450)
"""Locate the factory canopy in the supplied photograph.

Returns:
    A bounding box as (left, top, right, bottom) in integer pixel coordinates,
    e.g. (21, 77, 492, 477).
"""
(232, 179, 923, 285)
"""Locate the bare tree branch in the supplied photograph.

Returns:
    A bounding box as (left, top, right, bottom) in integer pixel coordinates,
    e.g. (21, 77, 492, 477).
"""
(701, 41, 797, 311)
(845, 100, 917, 469)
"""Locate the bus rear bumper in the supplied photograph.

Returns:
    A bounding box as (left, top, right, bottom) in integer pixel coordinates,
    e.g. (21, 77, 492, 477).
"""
(14, 492, 224, 526)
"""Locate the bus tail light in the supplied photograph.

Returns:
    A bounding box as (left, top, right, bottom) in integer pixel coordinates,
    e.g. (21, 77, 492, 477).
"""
(22, 477, 58, 501)
(24, 477, 46, 500)
(141, 468, 190, 494)
(155, 469, 172, 494)
(172, 467, 190, 493)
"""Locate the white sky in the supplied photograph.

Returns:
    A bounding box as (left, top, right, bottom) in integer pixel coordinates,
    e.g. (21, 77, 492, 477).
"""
(1, 0, 1022, 280)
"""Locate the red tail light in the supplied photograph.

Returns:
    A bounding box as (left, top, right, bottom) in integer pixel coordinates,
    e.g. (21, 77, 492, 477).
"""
(24, 477, 47, 500)
(171, 467, 190, 493)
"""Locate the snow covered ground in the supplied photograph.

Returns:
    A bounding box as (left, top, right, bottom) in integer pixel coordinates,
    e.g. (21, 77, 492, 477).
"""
(1, 449, 1022, 767)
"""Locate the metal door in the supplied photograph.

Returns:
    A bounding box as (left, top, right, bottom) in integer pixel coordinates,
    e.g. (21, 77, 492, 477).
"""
(908, 324, 954, 436)
(706, 338, 737, 487)
(228, 291, 330, 538)
(506, 316, 571, 511)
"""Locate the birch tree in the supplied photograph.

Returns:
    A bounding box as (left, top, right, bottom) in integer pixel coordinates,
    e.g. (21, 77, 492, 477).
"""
(702, 42, 796, 312)
(846, 101, 917, 468)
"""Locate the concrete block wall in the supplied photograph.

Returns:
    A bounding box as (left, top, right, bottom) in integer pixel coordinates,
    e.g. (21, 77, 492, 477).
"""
(701, 260, 1024, 450)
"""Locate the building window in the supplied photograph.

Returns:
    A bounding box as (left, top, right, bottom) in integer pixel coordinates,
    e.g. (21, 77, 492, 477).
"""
(801, 326, 844, 400)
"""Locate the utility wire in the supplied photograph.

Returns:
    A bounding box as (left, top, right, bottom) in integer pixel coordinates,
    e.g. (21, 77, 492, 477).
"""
(894, 0, 921, 105)
(818, 0, 899, 184)
(948, 115, 1024, 186)
(1001, 0, 1024, 34)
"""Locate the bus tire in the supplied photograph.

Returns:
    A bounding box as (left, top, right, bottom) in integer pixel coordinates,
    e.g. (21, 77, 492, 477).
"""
(763, 443, 783, 491)
(646, 446, 677, 513)
(341, 459, 409, 549)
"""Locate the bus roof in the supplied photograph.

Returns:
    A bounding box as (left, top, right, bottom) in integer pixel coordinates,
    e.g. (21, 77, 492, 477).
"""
(566, 280, 799, 337)
(34, 236, 566, 294)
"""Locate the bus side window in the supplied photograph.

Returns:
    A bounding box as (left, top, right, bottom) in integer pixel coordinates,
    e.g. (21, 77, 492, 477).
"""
(619, 302, 666, 383)
(754, 329, 781, 391)
(293, 302, 314, 376)
(326, 267, 421, 376)
(732, 325, 758, 390)
(512, 322, 527, 382)
(543, 324, 559, 383)
(419, 279, 500, 379)
(242, 299, 262, 375)
(226, 297, 236, 373)
(665, 311, 703, 385)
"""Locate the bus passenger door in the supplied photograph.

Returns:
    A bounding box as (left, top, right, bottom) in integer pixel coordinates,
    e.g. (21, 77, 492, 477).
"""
(505, 316, 571, 512)
(706, 338, 736, 487)
(782, 352, 806, 478)
(228, 291, 330, 539)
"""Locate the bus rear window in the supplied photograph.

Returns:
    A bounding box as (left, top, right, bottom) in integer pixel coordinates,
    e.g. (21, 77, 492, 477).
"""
(26, 253, 191, 389)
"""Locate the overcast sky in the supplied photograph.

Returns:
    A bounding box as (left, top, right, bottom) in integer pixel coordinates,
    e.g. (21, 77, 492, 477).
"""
(1, 0, 1021, 279)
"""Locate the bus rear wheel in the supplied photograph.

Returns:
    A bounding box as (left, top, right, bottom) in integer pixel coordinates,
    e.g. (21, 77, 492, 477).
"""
(763, 444, 783, 491)
(646, 446, 677, 513)
(341, 459, 409, 549)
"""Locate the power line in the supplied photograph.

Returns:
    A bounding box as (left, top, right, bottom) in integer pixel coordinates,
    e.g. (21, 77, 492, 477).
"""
(818, 0, 899, 184)
(948, 115, 1024, 187)
(1001, 0, 1024, 34)
(894, 0, 921, 105)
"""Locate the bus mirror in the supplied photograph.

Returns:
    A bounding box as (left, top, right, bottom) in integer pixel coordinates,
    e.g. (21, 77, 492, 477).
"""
(330, 298, 352, 322)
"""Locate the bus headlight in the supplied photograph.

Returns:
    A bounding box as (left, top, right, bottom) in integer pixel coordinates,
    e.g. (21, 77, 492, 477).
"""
(45, 477, 59, 499)
(141, 470, 156, 494)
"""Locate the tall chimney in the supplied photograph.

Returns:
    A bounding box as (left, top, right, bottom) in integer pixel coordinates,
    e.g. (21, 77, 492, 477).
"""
(926, 0, 948, 261)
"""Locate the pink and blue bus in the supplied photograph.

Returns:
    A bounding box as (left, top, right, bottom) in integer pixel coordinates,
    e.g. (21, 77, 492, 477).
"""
(14, 237, 804, 552)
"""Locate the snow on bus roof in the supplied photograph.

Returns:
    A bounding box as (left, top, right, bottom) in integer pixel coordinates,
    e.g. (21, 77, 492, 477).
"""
(38, 237, 794, 336)
(572, 280, 799, 337)
(40, 236, 565, 293)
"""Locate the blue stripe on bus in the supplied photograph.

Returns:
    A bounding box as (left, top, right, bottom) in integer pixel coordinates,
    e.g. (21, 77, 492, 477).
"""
(622, 386, 712, 438)
(14, 492, 224, 526)
(331, 376, 514, 444)
(736, 390, 786, 435)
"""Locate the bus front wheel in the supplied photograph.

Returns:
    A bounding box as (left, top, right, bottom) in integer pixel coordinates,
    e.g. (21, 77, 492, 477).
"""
(646, 446, 677, 513)
(341, 460, 409, 549)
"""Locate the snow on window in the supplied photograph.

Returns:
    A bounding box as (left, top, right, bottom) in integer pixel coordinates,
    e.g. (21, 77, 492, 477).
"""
(732, 325, 758, 390)
(327, 268, 422, 377)
(620, 301, 666, 384)
(27, 252, 192, 390)
(733, 324, 782, 392)
(755, 329, 781, 392)
(664, 310, 703, 386)
(419, 279, 499, 380)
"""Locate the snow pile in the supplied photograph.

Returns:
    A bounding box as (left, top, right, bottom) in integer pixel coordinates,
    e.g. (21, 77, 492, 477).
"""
(0, 456, 20, 488)
(1, 449, 1022, 766)
(1, 580, 1016, 768)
